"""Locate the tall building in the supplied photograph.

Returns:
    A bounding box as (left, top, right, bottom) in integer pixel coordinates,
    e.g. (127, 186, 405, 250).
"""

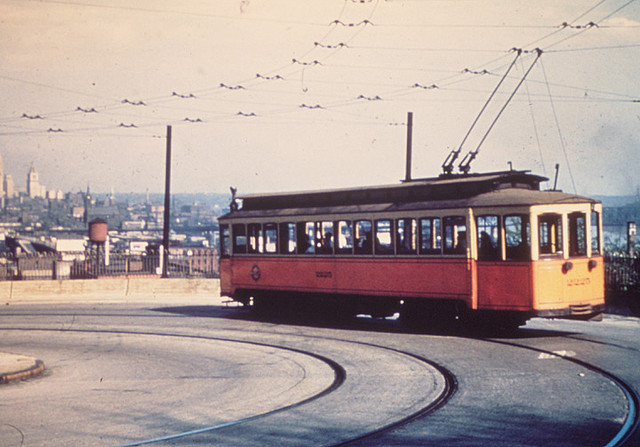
(0, 154, 4, 198)
(27, 163, 46, 198)
(4, 174, 14, 199)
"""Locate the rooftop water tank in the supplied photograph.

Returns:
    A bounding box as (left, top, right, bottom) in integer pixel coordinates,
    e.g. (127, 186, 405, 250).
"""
(88, 218, 108, 243)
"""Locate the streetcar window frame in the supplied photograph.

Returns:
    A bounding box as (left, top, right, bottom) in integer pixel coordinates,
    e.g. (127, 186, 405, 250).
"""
(568, 212, 587, 257)
(297, 221, 315, 254)
(419, 217, 441, 255)
(279, 222, 297, 254)
(247, 223, 263, 254)
(504, 214, 531, 261)
(443, 216, 467, 255)
(336, 220, 354, 255)
(476, 215, 501, 261)
(264, 223, 278, 254)
(591, 211, 600, 255)
(220, 224, 231, 258)
(375, 219, 394, 255)
(538, 213, 563, 257)
(354, 220, 373, 255)
(396, 218, 417, 255)
(232, 223, 247, 254)
(317, 221, 334, 255)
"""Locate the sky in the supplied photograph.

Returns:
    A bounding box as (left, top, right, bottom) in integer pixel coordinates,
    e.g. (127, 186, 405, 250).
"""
(1, 0, 639, 197)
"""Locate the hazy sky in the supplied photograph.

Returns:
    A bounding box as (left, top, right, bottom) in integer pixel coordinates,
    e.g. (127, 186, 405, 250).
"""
(1, 0, 639, 197)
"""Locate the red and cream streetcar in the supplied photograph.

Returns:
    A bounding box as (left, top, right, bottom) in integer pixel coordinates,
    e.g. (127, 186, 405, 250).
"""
(218, 170, 605, 328)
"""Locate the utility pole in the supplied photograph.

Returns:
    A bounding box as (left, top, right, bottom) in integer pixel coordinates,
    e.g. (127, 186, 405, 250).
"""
(405, 112, 413, 182)
(162, 125, 172, 278)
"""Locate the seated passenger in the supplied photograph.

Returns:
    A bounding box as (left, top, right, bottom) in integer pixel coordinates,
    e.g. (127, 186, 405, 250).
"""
(479, 231, 498, 259)
(455, 231, 467, 254)
(320, 231, 333, 254)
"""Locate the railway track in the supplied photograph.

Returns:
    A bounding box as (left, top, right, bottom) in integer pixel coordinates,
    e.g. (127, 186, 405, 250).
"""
(0, 324, 452, 446)
(1, 305, 637, 446)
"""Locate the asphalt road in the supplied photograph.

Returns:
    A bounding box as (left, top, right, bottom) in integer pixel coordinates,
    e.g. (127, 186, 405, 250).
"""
(1, 301, 638, 446)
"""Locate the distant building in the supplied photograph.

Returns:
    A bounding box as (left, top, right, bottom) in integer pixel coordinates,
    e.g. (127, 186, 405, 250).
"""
(3, 175, 13, 199)
(0, 154, 4, 198)
(27, 163, 46, 199)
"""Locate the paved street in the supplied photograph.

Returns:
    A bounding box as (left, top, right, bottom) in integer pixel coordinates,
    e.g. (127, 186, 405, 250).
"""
(1, 300, 638, 446)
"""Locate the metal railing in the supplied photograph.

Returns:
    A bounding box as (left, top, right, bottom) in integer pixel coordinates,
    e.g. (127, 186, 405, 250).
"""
(604, 253, 640, 293)
(0, 251, 219, 281)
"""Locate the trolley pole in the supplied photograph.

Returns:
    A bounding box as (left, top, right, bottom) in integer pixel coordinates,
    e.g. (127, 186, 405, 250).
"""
(405, 111, 413, 182)
(162, 125, 172, 278)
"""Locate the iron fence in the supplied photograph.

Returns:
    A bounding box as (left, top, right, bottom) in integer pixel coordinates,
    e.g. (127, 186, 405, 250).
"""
(0, 251, 219, 281)
(604, 253, 640, 293)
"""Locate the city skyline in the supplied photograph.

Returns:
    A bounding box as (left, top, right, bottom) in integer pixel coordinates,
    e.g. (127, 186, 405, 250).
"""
(1, 1, 640, 196)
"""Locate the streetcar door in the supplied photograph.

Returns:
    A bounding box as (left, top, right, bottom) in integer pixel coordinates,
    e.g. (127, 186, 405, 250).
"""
(476, 214, 532, 311)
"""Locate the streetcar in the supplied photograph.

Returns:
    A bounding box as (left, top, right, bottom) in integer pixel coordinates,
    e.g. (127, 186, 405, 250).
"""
(218, 169, 605, 328)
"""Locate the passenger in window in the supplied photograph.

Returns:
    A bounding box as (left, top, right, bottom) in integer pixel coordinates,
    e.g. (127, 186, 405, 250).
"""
(321, 231, 333, 254)
(357, 230, 372, 253)
(304, 235, 314, 254)
(456, 231, 467, 254)
(479, 231, 497, 259)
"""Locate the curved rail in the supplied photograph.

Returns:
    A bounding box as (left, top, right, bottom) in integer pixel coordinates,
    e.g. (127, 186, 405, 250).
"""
(485, 338, 639, 447)
(1, 326, 454, 446)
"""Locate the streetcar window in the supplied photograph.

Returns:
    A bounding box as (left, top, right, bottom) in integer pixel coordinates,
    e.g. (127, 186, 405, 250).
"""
(220, 225, 231, 257)
(336, 220, 353, 255)
(232, 224, 247, 254)
(297, 222, 315, 254)
(505, 215, 530, 260)
(264, 223, 278, 254)
(419, 217, 441, 255)
(477, 215, 500, 260)
(317, 221, 334, 254)
(591, 211, 600, 255)
(279, 223, 296, 254)
(247, 223, 263, 253)
(539, 214, 563, 256)
(354, 220, 373, 254)
(397, 218, 417, 255)
(443, 216, 467, 255)
(569, 212, 587, 257)
(375, 220, 394, 254)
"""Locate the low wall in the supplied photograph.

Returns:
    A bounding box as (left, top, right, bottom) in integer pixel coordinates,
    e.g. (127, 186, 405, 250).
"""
(0, 278, 221, 304)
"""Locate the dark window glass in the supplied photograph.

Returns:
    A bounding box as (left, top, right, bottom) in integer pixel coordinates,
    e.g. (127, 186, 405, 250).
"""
(443, 216, 467, 255)
(220, 225, 230, 257)
(232, 224, 247, 254)
(397, 218, 417, 255)
(297, 221, 315, 254)
(569, 212, 587, 257)
(336, 220, 353, 255)
(539, 214, 563, 256)
(419, 217, 441, 255)
(591, 211, 600, 255)
(354, 220, 373, 254)
(247, 223, 263, 254)
(375, 220, 394, 254)
(477, 215, 500, 260)
(279, 223, 296, 254)
(505, 215, 530, 260)
(264, 223, 278, 254)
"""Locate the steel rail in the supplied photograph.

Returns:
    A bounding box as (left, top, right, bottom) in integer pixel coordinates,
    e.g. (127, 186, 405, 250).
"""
(0, 327, 345, 447)
(1, 326, 454, 446)
(483, 337, 639, 447)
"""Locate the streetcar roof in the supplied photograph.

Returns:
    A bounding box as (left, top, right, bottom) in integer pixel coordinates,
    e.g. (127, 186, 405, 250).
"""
(238, 170, 545, 209)
(221, 187, 597, 220)
(221, 170, 598, 220)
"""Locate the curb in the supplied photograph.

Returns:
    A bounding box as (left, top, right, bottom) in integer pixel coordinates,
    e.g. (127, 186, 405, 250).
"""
(0, 359, 45, 385)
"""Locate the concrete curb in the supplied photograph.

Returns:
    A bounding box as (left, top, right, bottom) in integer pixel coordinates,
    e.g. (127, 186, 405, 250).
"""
(0, 356, 45, 385)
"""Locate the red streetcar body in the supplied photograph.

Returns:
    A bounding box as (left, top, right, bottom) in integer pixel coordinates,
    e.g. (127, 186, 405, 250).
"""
(219, 171, 605, 325)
